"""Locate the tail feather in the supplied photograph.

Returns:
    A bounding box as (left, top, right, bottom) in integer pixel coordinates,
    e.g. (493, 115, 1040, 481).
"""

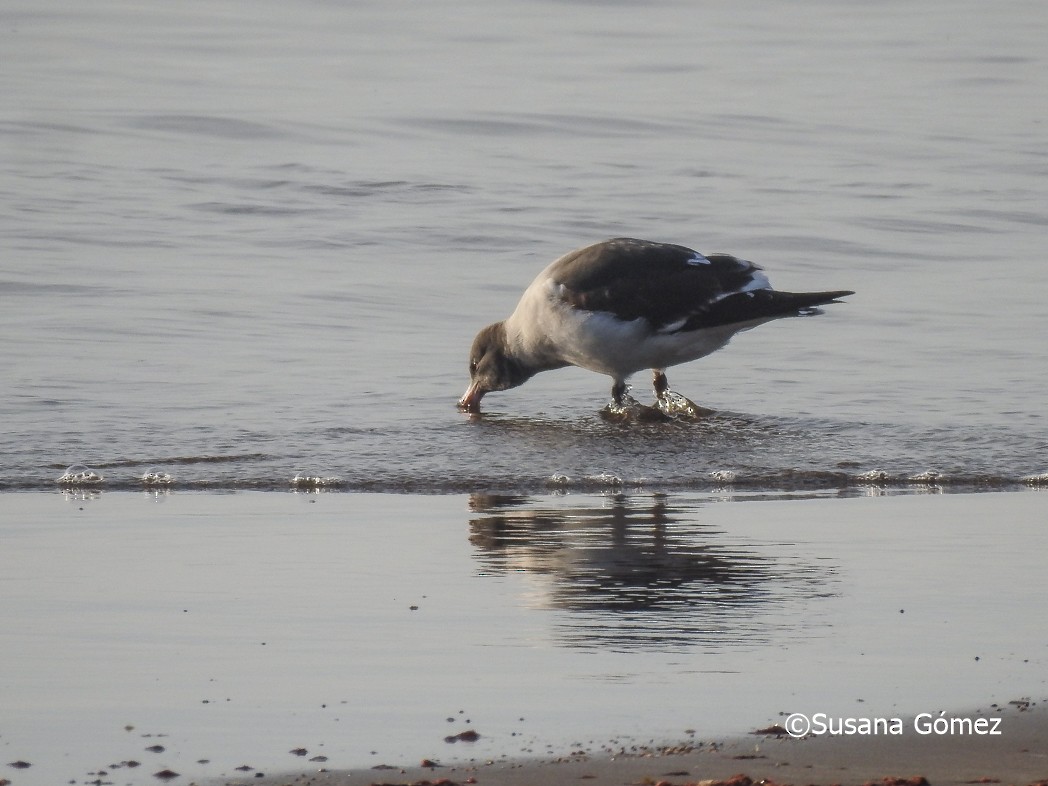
(678, 289, 854, 332)
(774, 289, 855, 312)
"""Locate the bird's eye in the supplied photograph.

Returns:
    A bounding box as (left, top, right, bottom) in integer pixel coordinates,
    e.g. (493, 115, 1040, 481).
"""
(469, 359, 478, 374)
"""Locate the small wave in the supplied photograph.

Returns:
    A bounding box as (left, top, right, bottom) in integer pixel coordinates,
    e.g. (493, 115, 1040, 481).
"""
(189, 201, 307, 216)
(127, 114, 285, 140)
(141, 468, 174, 486)
(540, 472, 635, 492)
(856, 469, 891, 484)
(5, 463, 1044, 494)
(302, 180, 471, 199)
(57, 464, 104, 485)
(709, 470, 738, 484)
(290, 472, 344, 489)
(908, 470, 943, 484)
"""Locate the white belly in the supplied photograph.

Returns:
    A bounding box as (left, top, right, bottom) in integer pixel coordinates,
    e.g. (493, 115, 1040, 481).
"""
(555, 309, 746, 377)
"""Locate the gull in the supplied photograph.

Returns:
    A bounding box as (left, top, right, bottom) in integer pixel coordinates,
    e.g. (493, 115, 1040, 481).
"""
(458, 237, 853, 417)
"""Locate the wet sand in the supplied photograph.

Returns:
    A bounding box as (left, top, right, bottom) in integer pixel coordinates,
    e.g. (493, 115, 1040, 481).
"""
(212, 704, 1047, 786)
(4, 490, 1047, 786)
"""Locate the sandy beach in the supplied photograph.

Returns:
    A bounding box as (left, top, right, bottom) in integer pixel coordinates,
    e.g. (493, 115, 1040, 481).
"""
(209, 704, 1047, 786)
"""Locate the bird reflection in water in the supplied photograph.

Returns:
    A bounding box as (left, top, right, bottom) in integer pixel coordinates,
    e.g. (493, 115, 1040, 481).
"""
(468, 493, 836, 652)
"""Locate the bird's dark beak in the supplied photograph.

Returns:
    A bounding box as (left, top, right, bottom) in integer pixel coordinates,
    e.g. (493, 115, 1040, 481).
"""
(458, 381, 486, 413)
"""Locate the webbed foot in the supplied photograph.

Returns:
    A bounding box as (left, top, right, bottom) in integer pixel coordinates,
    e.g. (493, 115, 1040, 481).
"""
(654, 390, 715, 421)
(600, 390, 671, 423)
(652, 371, 714, 421)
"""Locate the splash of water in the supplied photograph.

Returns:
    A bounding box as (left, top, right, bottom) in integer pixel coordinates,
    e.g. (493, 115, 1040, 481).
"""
(57, 464, 104, 485)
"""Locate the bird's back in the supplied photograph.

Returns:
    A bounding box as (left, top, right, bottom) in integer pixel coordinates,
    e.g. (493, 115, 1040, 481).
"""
(546, 238, 773, 332)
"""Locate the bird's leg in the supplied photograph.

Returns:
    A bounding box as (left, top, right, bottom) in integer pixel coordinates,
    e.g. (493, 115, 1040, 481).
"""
(600, 380, 632, 423)
(652, 370, 669, 400)
(600, 379, 672, 423)
(651, 368, 715, 420)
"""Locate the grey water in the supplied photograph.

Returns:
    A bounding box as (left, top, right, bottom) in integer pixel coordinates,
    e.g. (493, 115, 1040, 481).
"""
(3, 0, 1047, 491)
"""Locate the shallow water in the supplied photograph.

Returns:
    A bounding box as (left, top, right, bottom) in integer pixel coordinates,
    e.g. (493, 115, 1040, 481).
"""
(3, 0, 1048, 492)
(2, 490, 1046, 786)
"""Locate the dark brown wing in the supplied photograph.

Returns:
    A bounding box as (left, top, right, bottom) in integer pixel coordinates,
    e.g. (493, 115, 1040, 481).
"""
(550, 238, 768, 330)
(550, 237, 853, 333)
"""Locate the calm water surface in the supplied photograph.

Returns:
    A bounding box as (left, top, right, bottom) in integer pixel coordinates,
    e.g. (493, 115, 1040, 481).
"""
(2, 0, 1046, 492)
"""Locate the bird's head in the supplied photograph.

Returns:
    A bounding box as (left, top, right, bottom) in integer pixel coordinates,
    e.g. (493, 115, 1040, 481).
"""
(458, 322, 532, 412)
